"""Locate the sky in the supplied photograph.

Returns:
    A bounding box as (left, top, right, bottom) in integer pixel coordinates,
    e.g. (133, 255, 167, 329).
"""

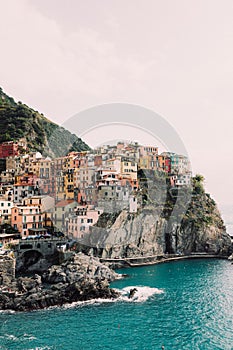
(0, 0, 233, 206)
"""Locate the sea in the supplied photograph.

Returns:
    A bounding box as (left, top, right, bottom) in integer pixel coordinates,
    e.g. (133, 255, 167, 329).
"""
(0, 204, 232, 350)
(0, 258, 232, 350)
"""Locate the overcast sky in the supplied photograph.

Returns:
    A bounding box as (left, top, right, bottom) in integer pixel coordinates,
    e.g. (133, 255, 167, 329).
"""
(1, 0, 233, 206)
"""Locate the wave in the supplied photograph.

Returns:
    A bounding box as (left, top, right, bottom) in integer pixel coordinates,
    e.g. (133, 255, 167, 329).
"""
(27, 347, 52, 350)
(0, 286, 164, 314)
(0, 309, 16, 314)
(117, 286, 164, 303)
(57, 285, 164, 309)
(0, 333, 37, 342)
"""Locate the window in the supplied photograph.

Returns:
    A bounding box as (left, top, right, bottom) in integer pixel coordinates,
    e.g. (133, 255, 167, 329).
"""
(8, 203, 11, 207)
(87, 218, 93, 223)
(1, 203, 3, 207)
(23, 223, 27, 229)
(81, 218, 84, 223)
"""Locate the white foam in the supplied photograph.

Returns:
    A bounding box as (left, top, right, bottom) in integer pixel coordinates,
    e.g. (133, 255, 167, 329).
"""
(1, 333, 37, 342)
(61, 285, 164, 307)
(118, 286, 164, 303)
(23, 333, 37, 340)
(1, 286, 164, 314)
(3, 334, 19, 341)
(0, 309, 15, 314)
(27, 347, 52, 350)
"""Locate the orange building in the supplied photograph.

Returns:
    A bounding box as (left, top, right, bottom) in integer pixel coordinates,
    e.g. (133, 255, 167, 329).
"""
(11, 205, 44, 237)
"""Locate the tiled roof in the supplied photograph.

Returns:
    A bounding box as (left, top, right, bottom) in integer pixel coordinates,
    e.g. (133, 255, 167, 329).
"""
(55, 200, 77, 208)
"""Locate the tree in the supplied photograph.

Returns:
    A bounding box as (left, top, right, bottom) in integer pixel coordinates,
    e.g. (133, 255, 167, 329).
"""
(192, 174, 205, 194)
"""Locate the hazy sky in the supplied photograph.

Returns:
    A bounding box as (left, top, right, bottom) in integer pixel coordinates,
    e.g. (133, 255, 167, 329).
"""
(1, 0, 233, 205)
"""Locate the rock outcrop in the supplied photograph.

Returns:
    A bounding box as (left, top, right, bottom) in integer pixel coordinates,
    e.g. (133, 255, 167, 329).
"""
(0, 253, 119, 311)
(83, 187, 232, 259)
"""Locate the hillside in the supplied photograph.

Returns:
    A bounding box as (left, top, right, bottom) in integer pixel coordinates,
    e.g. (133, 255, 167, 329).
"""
(0, 87, 90, 157)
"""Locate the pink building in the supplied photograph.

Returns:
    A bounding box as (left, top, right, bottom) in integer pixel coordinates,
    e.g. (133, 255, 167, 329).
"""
(68, 205, 102, 239)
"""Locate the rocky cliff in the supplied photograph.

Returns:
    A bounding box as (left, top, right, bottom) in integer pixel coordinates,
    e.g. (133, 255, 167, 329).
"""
(0, 253, 119, 311)
(84, 177, 232, 259)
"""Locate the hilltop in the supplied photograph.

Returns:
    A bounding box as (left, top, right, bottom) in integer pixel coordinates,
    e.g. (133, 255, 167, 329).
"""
(0, 87, 90, 157)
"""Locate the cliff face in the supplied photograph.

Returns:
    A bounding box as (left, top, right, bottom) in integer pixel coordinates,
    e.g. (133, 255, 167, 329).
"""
(86, 184, 232, 259)
(87, 211, 231, 259)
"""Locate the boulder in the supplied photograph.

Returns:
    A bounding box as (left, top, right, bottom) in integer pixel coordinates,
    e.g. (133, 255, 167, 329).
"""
(0, 253, 120, 311)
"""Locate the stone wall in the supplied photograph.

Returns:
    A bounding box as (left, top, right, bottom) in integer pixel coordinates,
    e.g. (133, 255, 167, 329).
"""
(0, 256, 16, 283)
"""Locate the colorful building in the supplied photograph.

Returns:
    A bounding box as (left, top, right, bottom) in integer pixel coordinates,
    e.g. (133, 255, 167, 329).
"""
(0, 142, 19, 158)
(11, 205, 44, 237)
(67, 205, 103, 239)
(0, 200, 13, 224)
(51, 199, 77, 232)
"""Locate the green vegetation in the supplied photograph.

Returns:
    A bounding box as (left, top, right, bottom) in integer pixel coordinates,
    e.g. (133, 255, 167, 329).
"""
(140, 171, 225, 231)
(0, 87, 90, 157)
(183, 177, 224, 230)
(192, 174, 205, 194)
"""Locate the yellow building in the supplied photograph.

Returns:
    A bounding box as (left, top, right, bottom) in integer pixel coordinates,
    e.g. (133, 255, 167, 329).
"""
(120, 157, 137, 181)
(138, 155, 149, 170)
(64, 169, 75, 200)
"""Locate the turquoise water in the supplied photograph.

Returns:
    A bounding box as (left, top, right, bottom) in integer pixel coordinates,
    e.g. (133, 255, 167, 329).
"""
(0, 259, 232, 350)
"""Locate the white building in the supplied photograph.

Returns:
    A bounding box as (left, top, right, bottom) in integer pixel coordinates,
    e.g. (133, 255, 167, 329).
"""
(129, 196, 137, 213)
(0, 200, 13, 224)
